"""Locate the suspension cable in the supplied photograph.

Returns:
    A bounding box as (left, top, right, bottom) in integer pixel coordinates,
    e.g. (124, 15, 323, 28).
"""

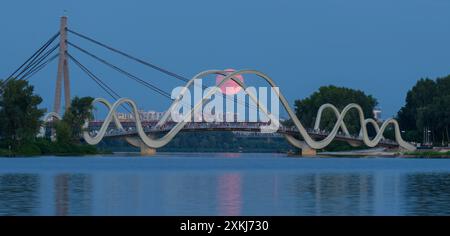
(15, 38, 58, 80)
(68, 53, 132, 113)
(68, 53, 121, 99)
(67, 41, 262, 111)
(19, 44, 59, 80)
(67, 29, 190, 83)
(22, 53, 59, 81)
(3, 31, 59, 84)
(66, 29, 263, 115)
(68, 41, 172, 99)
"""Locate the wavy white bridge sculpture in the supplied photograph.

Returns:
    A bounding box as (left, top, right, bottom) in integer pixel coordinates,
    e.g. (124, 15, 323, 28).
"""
(76, 69, 416, 153)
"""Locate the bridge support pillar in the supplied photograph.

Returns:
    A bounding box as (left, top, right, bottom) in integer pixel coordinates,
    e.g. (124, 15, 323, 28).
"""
(140, 144, 156, 156)
(284, 135, 317, 156)
(125, 136, 156, 156)
(301, 147, 317, 156)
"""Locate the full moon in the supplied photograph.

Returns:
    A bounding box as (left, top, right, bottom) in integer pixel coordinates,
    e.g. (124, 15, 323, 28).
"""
(215, 69, 244, 95)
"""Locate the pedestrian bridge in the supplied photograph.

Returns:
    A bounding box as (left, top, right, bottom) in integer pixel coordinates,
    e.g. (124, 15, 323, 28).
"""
(7, 18, 416, 156)
(42, 69, 416, 155)
(88, 121, 401, 149)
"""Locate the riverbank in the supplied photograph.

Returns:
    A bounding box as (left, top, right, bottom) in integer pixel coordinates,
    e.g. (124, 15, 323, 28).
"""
(319, 148, 450, 158)
(0, 139, 111, 157)
(0, 147, 111, 157)
(401, 150, 450, 158)
(1, 145, 449, 158)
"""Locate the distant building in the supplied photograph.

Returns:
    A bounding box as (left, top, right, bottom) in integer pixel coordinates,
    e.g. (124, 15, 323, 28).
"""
(116, 110, 165, 121)
(138, 110, 165, 121)
(117, 112, 134, 121)
(373, 107, 382, 121)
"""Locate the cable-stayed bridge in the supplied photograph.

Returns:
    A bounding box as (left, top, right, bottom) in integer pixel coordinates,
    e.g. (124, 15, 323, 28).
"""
(3, 16, 416, 155)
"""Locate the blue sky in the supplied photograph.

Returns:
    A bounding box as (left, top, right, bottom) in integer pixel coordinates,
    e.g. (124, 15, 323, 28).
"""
(1, 0, 449, 118)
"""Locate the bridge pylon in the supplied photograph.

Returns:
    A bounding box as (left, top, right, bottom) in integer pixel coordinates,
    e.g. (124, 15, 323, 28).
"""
(53, 15, 70, 114)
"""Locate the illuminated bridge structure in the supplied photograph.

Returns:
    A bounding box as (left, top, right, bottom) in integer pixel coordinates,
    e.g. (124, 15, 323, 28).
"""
(87, 120, 403, 153)
(4, 16, 415, 155)
(80, 69, 416, 155)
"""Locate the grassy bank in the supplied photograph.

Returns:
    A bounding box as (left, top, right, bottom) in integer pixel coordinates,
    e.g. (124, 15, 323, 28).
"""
(403, 150, 450, 158)
(0, 138, 111, 157)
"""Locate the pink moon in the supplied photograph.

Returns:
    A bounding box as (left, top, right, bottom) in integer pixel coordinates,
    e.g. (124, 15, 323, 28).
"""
(215, 69, 244, 95)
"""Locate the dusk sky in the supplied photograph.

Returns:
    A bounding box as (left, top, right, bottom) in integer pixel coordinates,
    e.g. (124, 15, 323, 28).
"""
(1, 0, 449, 118)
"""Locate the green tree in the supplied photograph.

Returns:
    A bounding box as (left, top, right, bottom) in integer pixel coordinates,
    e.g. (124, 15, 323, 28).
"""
(55, 120, 72, 145)
(0, 79, 45, 149)
(60, 96, 94, 142)
(397, 75, 450, 145)
(293, 85, 378, 135)
(397, 78, 437, 141)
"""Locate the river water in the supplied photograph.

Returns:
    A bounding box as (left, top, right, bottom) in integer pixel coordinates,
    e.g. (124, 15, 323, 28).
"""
(0, 153, 450, 216)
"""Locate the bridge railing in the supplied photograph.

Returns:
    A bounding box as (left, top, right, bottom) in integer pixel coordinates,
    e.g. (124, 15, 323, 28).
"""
(88, 122, 399, 145)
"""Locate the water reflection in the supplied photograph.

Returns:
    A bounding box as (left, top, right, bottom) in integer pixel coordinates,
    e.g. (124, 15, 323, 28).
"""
(94, 174, 142, 215)
(0, 174, 40, 216)
(217, 173, 242, 215)
(403, 173, 450, 215)
(279, 174, 374, 215)
(159, 173, 218, 216)
(54, 174, 92, 216)
(1, 162, 450, 215)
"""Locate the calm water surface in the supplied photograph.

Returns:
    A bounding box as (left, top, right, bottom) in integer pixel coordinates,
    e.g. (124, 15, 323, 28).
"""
(1, 153, 450, 216)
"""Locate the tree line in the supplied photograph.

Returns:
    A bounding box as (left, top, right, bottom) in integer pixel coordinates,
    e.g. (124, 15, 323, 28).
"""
(0, 79, 99, 155)
(397, 75, 450, 146)
(290, 76, 449, 149)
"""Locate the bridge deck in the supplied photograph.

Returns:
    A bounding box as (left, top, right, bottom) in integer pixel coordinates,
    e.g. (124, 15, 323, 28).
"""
(86, 121, 400, 148)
